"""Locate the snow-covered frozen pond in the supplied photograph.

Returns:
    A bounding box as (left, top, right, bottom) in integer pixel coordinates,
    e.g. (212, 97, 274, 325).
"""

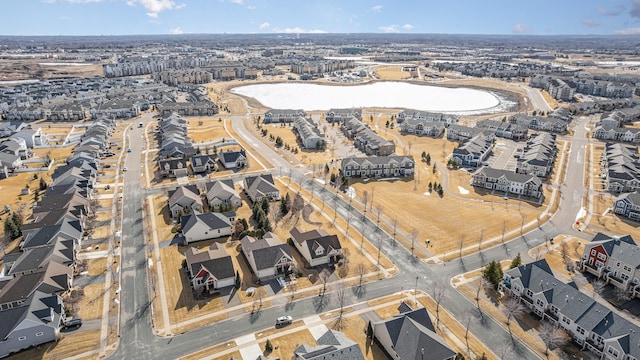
(232, 81, 510, 114)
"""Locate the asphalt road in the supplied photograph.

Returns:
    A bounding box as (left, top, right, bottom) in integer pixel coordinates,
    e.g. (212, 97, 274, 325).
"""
(107, 112, 590, 360)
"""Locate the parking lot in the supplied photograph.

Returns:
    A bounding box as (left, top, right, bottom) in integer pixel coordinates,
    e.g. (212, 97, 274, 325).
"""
(485, 138, 522, 171)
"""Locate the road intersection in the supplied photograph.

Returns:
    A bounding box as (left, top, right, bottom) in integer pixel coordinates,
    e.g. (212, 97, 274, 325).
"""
(106, 105, 592, 359)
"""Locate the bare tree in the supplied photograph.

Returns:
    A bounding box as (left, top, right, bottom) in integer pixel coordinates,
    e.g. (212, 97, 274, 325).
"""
(320, 268, 331, 297)
(375, 204, 383, 230)
(501, 220, 507, 244)
(461, 310, 479, 357)
(560, 240, 570, 266)
(533, 246, 544, 261)
(288, 281, 297, 300)
(410, 229, 418, 258)
(332, 281, 347, 330)
(459, 236, 465, 259)
(520, 211, 526, 235)
(478, 229, 484, 252)
(356, 263, 366, 288)
(475, 278, 489, 309)
(255, 287, 267, 309)
(370, 186, 375, 212)
(592, 279, 606, 298)
(431, 282, 447, 326)
(614, 287, 633, 303)
(538, 321, 569, 355)
(392, 217, 398, 244)
(376, 239, 383, 266)
(497, 341, 516, 360)
(502, 296, 526, 327)
(362, 190, 369, 220)
(269, 201, 282, 225)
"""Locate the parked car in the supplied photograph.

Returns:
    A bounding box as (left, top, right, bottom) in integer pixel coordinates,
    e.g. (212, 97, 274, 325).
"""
(275, 315, 292, 327)
(122, 167, 128, 172)
(127, 148, 132, 153)
(63, 318, 83, 330)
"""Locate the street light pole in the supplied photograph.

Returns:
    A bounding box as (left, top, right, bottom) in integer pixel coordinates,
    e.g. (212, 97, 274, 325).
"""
(414, 276, 418, 305)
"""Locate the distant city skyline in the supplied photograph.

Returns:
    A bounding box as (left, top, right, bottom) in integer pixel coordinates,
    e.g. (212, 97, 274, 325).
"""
(1, 0, 640, 36)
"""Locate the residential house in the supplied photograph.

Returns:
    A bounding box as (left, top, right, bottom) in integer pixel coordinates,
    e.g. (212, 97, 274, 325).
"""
(240, 232, 295, 281)
(0, 291, 64, 359)
(289, 227, 342, 267)
(158, 158, 189, 178)
(243, 174, 280, 203)
(340, 155, 414, 178)
(0, 121, 26, 137)
(167, 185, 203, 218)
(0, 261, 72, 311)
(502, 259, 640, 359)
(397, 110, 458, 126)
(515, 133, 557, 177)
(472, 167, 543, 199)
(0, 138, 30, 160)
(451, 134, 493, 167)
(0, 152, 23, 172)
(264, 109, 306, 124)
(446, 125, 494, 142)
(325, 108, 361, 123)
(293, 117, 324, 149)
(373, 302, 456, 360)
(354, 127, 395, 156)
(476, 119, 528, 141)
(601, 143, 640, 193)
(579, 233, 640, 298)
(10, 128, 48, 148)
(190, 154, 216, 173)
(399, 119, 445, 137)
(219, 150, 247, 170)
(184, 243, 235, 294)
(180, 211, 235, 244)
(294, 330, 365, 360)
(613, 191, 640, 222)
(157, 101, 217, 117)
(509, 114, 568, 134)
(90, 99, 140, 119)
(205, 179, 241, 211)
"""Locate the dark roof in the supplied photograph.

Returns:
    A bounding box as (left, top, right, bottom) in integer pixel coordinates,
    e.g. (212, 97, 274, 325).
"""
(181, 211, 234, 234)
(240, 234, 292, 271)
(377, 306, 456, 360)
(193, 256, 235, 281)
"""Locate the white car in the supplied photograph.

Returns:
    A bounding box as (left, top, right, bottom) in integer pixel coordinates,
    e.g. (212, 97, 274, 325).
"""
(122, 167, 128, 172)
(275, 316, 292, 326)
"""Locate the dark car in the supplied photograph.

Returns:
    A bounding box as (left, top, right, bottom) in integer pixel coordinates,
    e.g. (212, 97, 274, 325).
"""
(63, 318, 83, 330)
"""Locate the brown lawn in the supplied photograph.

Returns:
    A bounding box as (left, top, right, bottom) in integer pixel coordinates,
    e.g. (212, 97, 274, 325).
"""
(151, 194, 177, 244)
(187, 117, 229, 143)
(374, 66, 411, 80)
(86, 257, 107, 276)
(258, 329, 317, 359)
(179, 341, 238, 360)
(539, 90, 560, 109)
(157, 241, 229, 331)
(591, 193, 640, 239)
(0, 172, 38, 214)
(529, 235, 585, 281)
(77, 283, 105, 320)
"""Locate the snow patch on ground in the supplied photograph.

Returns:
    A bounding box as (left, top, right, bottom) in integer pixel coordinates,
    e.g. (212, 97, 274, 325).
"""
(458, 186, 469, 195)
(345, 187, 356, 199)
(423, 192, 431, 196)
(576, 207, 586, 222)
(378, 177, 400, 181)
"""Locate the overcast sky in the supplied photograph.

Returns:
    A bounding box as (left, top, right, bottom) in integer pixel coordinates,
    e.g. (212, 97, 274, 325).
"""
(1, 0, 640, 36)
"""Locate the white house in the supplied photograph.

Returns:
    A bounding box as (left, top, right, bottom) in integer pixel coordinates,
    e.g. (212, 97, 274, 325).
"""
(289, 227, 342, 267)
(180, 211, 235, 244)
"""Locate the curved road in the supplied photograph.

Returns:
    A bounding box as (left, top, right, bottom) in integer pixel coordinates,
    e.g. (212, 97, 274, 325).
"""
(108, 110, 590, 359)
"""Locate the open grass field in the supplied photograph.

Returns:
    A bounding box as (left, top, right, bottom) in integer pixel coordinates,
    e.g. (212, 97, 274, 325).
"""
(374, 66, 411, 80)
(179, 341, 238, 360)
(187, 117, 229, 143)
(86, 257, 107, 276)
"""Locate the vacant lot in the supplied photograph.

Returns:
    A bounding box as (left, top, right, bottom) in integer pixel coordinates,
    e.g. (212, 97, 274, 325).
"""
(187, 117, 229, 143)
(374, 66, 411, 80)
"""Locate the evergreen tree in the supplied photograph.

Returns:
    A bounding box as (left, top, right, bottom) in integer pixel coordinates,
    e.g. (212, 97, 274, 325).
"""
(39, 178, 47, 191)
(425, 153, 431, 165)
(510, 253, 523, 269)
(265, 339, 273, 352)
(366, 321, 374, 338)
(235, 271, 241, 289)
(482, 260, 504, 289)
(261, 198, 270, 215)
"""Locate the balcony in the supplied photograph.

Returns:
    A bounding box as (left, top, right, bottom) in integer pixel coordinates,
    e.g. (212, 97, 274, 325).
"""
(544, 310, 559, 322)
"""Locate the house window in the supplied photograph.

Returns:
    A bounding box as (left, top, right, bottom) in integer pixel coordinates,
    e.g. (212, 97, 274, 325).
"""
(624, 265, 631, 272)
(576, 327, 585, 335)
(597, 253, 606, 260)
(36, 332, 44, 337)
(607, 345, 619, 357)
(591, 249, 596, 256)
(562, 316, 570, 324)
(536, 299, 545, 307)
(18, 336, 26, 341)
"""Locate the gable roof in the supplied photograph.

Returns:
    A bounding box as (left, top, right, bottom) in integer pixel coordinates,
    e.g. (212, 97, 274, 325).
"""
(180, 211, 234, 234)
(375, 305, 456, 360)
(240, 232, 292, 271)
